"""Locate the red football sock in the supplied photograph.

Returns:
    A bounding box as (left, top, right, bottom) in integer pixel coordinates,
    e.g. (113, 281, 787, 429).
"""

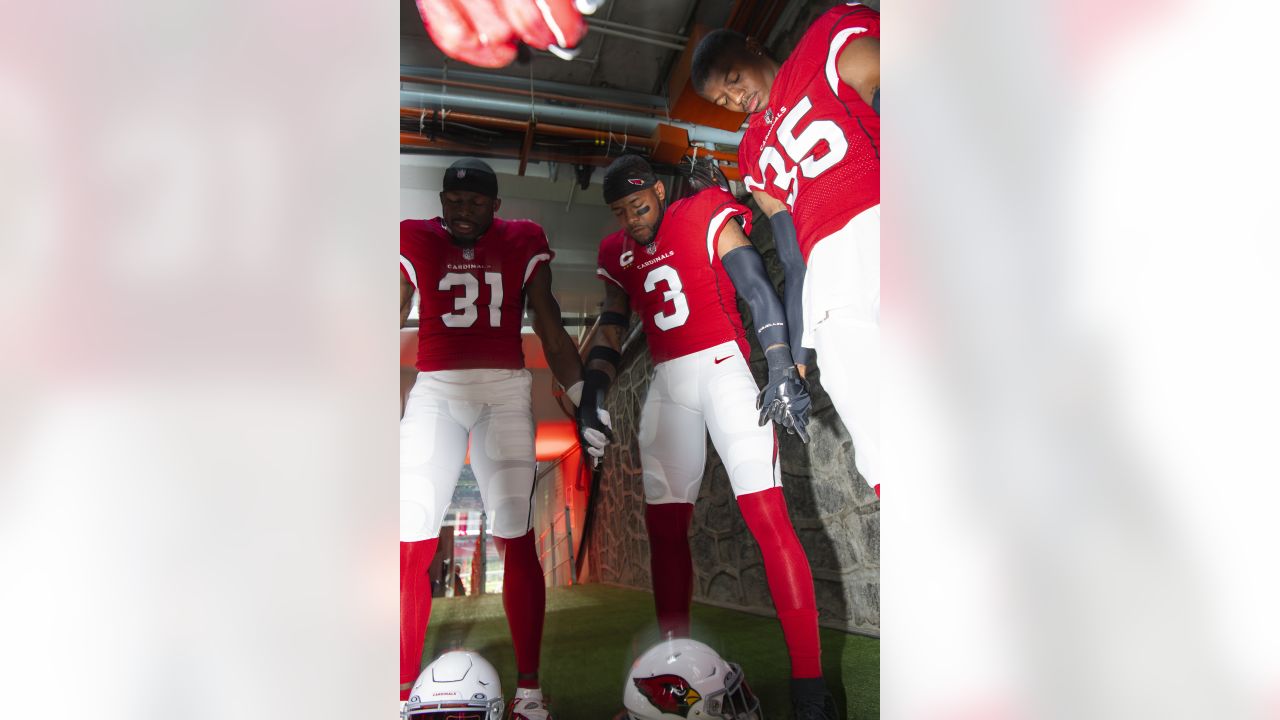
(644, 502, 695, 639)
(737, 487, 823, 678)
(401, 537, 438, 699)
(495, 531, 545, 689)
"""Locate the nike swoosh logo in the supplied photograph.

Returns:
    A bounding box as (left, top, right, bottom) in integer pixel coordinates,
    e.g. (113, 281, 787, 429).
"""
(714, 356, 733, 364)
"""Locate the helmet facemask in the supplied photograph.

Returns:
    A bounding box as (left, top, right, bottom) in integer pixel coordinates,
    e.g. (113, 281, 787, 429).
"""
(700, 662, 762, 719)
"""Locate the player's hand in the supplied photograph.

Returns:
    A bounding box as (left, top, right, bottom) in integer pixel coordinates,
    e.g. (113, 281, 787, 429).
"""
(684, 156, 728, 193)
(575, 370, 615, 467)
(416, 0, 598, 68)
(756, 365, 812, 444)
(577, 406, 613, 467)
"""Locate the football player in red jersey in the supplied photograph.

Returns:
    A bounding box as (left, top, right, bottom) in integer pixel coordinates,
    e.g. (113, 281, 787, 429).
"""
(576, 155, 836, 719)
(691, 3, 881, 498)
(399, 158, 583, 720)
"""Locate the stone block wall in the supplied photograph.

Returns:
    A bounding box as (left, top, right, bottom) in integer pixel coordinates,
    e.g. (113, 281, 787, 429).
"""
(585, 203, 879, 635)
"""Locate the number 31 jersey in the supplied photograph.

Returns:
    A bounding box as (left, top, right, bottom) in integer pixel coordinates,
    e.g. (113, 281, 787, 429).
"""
(400, 217, 552, 371)
(596, 188, 753, 364)
(738, 2, 880, 263)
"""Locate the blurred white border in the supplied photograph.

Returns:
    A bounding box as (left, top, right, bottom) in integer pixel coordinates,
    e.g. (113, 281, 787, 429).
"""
(887, 0, 1280, 717)
(1, 3, 398, 718)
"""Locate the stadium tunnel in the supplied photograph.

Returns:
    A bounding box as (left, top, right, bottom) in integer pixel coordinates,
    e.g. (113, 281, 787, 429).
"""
(400, 1, 879, 716)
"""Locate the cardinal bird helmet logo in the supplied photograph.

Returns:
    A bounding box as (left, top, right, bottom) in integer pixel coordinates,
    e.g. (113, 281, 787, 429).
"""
(632, 674, 702, 717)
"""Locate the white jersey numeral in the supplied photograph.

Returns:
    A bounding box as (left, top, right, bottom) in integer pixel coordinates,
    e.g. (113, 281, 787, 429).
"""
(439, 271, 503, 328)
(643, 264, 690, 331)
(757, 95, 848, 207)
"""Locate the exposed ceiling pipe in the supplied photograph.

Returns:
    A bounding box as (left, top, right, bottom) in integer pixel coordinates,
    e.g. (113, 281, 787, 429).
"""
(400, 107, 656, 148)
(400, 133, 617, 167)
(585, 18, 689, 44)
(401, 88, 744, 147)
(584, 23, 685, 51)
(400, 107, 739, 164)
(401, 74, 659, 117)
(400, 65, 667, 110)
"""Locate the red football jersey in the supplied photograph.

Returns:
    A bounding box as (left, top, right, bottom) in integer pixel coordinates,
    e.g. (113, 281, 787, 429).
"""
(596, 188, 753, 364)
(738, 2, 880, 263)
(400, 217, 552, 371)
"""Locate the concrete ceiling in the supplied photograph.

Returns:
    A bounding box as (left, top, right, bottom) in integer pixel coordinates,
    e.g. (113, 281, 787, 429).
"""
(400, 0, 733, 97)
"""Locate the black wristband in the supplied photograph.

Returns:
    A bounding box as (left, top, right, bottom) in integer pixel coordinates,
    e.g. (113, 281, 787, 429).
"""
(763, 344, 795, 374)
(872, 87, 879, 115)
(583, 367, 613, 395)
(598, 311, 630, 329)
(587, 346, 622, 369)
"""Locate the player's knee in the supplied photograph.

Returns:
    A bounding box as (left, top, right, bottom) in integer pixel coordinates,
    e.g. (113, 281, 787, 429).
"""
(725, 459, 777, 498)
(400, 499, 441, 542)
(488, 496, 532, 539)
(642, 472, 691, 505)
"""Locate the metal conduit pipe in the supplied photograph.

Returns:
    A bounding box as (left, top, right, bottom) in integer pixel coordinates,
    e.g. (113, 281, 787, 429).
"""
(400, 74, 659, 117)
(399, 107, 739, 164)
(584, 18, 689, 43)
(401, 88, 744, 147)
(399, 65, 668, 110)
(401, 107, 656, 148)
(400, 133, 617, 167)
(582, 24, 685, 51)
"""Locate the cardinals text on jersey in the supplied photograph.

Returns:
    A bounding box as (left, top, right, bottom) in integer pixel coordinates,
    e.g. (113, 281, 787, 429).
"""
(595, 188, 753, 363)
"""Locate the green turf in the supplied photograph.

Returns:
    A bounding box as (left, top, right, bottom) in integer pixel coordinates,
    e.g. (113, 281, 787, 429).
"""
(421, 583, 878, 719)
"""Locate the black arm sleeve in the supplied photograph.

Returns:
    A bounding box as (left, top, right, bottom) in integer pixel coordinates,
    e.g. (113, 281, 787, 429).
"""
(721, 245, 794, 371)
(872, 87, 879, 115)
(769, 211, 815, 367)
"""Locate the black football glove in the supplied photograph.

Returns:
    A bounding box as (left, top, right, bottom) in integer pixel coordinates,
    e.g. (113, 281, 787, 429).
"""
(575, 369, 614, 466)
(757, 360, 812, 444)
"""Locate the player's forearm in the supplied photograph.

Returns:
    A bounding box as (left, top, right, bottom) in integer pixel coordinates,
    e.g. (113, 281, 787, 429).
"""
(721, 246, 794, 368)
(585, 324, 624, 381)
(769, 211, 813, 367)
(541, 326, 585, 391)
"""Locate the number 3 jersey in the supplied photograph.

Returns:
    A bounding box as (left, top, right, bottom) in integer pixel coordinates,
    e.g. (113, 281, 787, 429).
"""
(596, 188, 753, 364)
(738, 2, 880, 263)
(400, 217, 552, 371)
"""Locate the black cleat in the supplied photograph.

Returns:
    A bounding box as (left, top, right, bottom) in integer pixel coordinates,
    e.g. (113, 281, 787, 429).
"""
(791, 677, 838, 720)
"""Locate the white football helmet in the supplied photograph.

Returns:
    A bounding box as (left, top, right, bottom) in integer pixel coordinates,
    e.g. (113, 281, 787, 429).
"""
(402, 650, 504, 720)
(623, 639, 762, 719)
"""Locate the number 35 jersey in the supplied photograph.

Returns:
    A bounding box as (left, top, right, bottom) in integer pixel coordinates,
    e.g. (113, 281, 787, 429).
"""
(400, 217, 552, 371)
(596, 188, 753, 364)
(738, 2, 879, 263)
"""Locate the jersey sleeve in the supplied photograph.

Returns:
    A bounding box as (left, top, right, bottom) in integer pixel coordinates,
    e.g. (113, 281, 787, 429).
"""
(738, 135, 764, 193)
(521, 224, 555, 287)
(400, 220, 420, 290)
(701, 189, 754, 262)
(596, 235, 625, 289)
(823, 3, 880, 100)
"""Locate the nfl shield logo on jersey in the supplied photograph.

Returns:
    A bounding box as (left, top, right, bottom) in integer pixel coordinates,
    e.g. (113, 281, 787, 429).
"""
(764, 108, 775, 125)
(462, 247, 475, 260)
